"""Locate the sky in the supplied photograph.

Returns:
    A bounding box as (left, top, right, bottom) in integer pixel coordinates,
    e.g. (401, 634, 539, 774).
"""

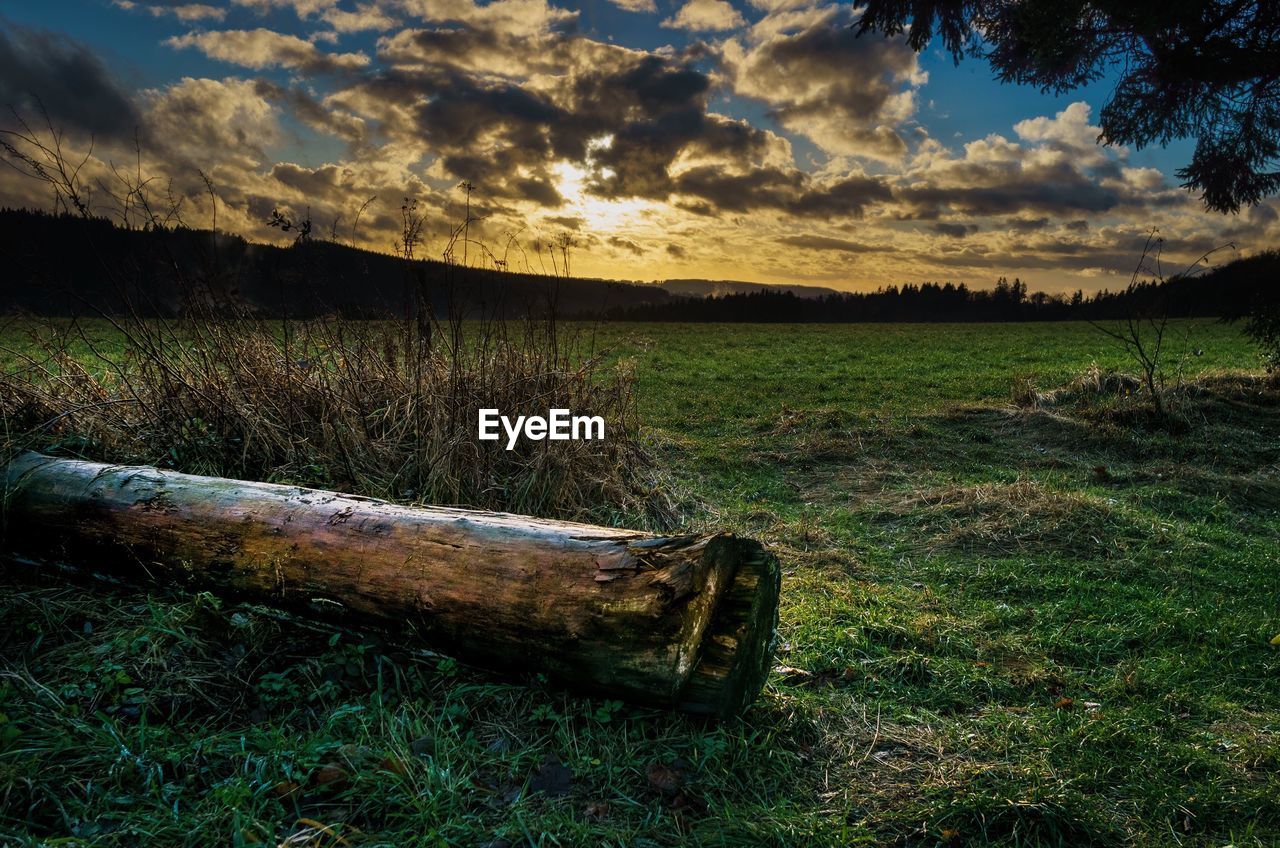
(0, 0, 1276, 293)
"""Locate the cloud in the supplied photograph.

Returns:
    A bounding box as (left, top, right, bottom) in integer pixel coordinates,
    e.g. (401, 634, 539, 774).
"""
(17, 1, 1175, 261)
(0, 24, 142, 141)
(366, 27, 808, 212)
(608, 235, 644, 254)
(322, 3, 400, 32)
(143, 76, 284, 170)
(1006, 217, 1050, 233)
(253, 79, 370, 146)
(608, 0, 657, 11)
(744, 0, 811, 10)
(777, 234, 875, 253)
(114, 1, 228, 21)
(931, 222, 978, 238)
(1249, 203, 1278, 225)
(897, 176, 1124, 218)
(662, 0, 745, 32)
(543, 214, 585, 230)
(720, 5, 925, 162)
(1013, 102, 1103, 153)
(167, 28, 371, 71)
(1119, 166, 1165, 191)
(889, 123, 1182, 221)
(231, 0, 341, 16)
(394, 0, 576, 37)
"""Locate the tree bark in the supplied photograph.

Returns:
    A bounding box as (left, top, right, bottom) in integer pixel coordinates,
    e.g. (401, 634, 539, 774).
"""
(0, 452, 779, 717)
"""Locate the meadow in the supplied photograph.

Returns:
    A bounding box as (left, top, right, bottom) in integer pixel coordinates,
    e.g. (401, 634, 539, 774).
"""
(2, 318, 1278, 846)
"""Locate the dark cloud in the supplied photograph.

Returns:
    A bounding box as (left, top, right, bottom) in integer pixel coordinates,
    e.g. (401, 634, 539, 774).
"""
(607, 235, 644, 255)
(329, 62, 573, 203)
(591, 108, 711, 199)
(419, 76, 562, 151)
(916, 229, 1230, 275)
(893, 129, 1187, 225)
(673, 166, 804, 212)
(673, 198, 715, 216)
(543, 214, 585, 230)
(512, 175, 562, 206)
(777, 234, 876, 254)
(788, 174, 894, 218)
(919, 245, 1135, 273)
(671, 167, 891, 218)
(1006, 217, 1050, 233)
(932, 222, 979, 238)
(0, 23, 141, 140)
(254, 79, 370, 147)
(898, 173, 1125, 218)
(596, 54, 710, 112)
(354, 29, 801, 213)
(1248, 203, 1278, 225)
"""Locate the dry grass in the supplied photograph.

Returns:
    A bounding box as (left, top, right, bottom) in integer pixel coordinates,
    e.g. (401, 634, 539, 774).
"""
(886, 478, 1143, 557)
(1011, 363, 1143, 410)
(1015, 363, 1279, 422)
(0, 310, 678, 526)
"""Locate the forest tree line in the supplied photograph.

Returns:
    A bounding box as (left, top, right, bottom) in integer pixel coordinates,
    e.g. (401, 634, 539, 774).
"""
(592, 253, 1280, 323)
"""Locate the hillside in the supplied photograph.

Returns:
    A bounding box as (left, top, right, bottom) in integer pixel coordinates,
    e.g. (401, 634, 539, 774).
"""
(0, 209, 676, 318)
(0, 209, 839, 318)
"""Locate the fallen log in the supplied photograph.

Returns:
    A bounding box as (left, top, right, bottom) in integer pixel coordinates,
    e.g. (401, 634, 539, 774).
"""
(0, 452, 780, 717)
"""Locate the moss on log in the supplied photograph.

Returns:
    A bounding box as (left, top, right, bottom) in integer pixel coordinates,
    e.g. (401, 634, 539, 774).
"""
(1, 452, 779, 717)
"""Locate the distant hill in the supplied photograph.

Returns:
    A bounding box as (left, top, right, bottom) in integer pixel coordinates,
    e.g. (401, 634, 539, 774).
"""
(657, 279, 839, 299)
(0, 208, 675, 318)
(0, 209, 850, 318)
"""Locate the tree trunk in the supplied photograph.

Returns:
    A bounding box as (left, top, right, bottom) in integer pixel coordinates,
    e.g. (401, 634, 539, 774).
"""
(0, 452, 780, 717)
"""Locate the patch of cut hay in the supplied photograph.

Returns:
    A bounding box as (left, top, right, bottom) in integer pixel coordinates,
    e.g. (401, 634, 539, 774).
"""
(1013, 364, 1142, 410)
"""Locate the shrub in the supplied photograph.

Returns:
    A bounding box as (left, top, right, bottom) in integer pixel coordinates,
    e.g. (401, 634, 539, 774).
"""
(1243, 301, 1280, 372)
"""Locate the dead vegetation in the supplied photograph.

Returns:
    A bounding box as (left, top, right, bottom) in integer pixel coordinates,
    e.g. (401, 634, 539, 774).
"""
(1011, 361, 1280, 434)
(0, 310, 682, 527)
(1011, 363, 1143, 410)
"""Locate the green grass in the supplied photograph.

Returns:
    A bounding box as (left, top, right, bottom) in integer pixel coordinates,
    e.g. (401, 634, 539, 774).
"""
(3, 319, 1279, 846)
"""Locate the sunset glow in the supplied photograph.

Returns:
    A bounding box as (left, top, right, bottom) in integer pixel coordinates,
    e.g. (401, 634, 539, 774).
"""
(0, 0, 1275, 290)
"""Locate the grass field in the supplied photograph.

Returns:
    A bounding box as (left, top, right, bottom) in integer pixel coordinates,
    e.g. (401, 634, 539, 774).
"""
(2, 319, 1279, 846)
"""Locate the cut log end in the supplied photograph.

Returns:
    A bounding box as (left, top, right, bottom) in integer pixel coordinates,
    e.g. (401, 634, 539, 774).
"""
(677, 537, 781, 717)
